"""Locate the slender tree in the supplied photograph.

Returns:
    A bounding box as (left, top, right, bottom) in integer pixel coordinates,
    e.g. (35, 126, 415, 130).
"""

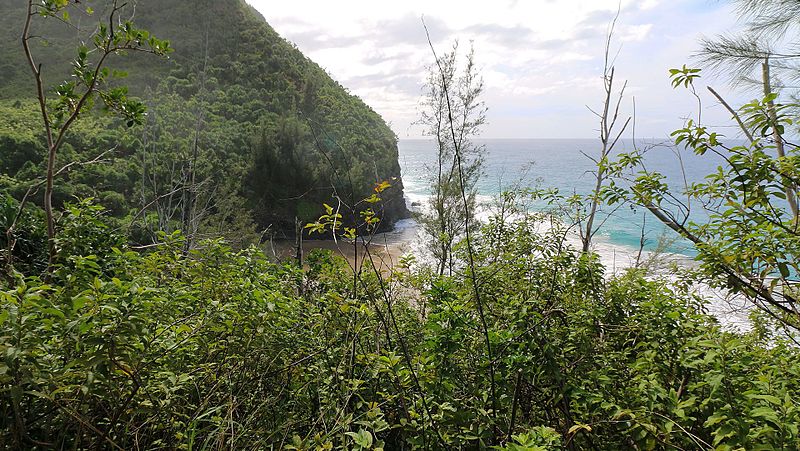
(417, 40, 486, 275)
(20, 0, 170, 269)
(422, 24, 500, 444)
(580, 14, 631, 253)
(699, 0, 800, 221)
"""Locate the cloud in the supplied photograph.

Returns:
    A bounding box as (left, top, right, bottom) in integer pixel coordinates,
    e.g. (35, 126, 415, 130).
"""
(372, 14, 450, 47)
(461, 23, 536, 47)
(345, 72, 423, 97)
(250, 0, 746, 138)
(579, 9, 619, 27)
(283, 30, 362, 50)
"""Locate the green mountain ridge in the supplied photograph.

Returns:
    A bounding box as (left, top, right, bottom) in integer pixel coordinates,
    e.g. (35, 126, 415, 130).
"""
(0, 0, 408, 247)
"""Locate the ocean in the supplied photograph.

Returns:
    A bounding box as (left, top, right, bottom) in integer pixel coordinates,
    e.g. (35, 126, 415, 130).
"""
(281, 137, 719, 275)
(389, 138, 752, 330)
(396, 138, 723, 259)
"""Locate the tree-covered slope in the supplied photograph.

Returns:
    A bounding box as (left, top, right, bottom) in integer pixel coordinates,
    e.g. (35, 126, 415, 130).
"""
(0, 0, 408, 246)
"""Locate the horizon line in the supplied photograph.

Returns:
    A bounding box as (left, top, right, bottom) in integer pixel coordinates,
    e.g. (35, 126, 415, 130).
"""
(398, 136, 674, 141)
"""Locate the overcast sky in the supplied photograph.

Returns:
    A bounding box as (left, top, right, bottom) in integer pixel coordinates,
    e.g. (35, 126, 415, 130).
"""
(248, 0, 750, 139)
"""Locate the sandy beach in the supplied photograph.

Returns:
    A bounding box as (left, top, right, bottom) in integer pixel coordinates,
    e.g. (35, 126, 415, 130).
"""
(267, 236, 408, 273)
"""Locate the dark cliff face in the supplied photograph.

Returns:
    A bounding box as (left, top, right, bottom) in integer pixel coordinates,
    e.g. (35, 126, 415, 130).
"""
(0, 0, 408, 236)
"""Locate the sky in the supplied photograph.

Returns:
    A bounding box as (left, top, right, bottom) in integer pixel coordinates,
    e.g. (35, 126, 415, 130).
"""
(248, 0, 752, 139)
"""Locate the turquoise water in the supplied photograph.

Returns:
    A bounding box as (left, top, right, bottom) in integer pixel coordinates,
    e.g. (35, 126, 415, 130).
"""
(398, 138, 723, 257)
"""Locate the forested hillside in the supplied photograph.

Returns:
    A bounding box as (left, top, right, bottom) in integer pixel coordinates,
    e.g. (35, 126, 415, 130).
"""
(0, 0, 407, 249)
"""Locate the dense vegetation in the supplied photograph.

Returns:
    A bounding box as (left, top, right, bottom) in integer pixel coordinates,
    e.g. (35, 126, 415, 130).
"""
(2, 195, 799, 449)
(0, 0, 408, 249)
(2, 0, 800, 450)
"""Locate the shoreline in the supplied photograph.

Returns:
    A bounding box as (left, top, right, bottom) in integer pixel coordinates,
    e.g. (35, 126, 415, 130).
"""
(271, 202, 752, 332)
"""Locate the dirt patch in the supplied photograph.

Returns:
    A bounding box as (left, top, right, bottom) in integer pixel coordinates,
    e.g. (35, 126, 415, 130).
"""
(267, 238, 405, 273)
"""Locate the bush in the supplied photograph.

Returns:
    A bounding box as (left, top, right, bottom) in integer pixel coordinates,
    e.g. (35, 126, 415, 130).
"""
(1, 200, 799, 449)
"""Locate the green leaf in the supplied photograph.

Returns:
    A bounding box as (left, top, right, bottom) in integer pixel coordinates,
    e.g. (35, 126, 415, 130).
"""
(568, 423, 592, 435)
(777, 262, 790, 279)
(43, 307, 66, 319)
(346, 429, 373, 448)
(72, 296, 89, 311)
(750, 406, 780, 426)
(749, 394, 782, 405)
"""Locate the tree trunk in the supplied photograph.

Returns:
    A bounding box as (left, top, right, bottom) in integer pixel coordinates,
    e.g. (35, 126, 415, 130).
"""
(294, 216, 303, 267)
(762, 59, 799, 221)
(45, 145, 56, 267)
